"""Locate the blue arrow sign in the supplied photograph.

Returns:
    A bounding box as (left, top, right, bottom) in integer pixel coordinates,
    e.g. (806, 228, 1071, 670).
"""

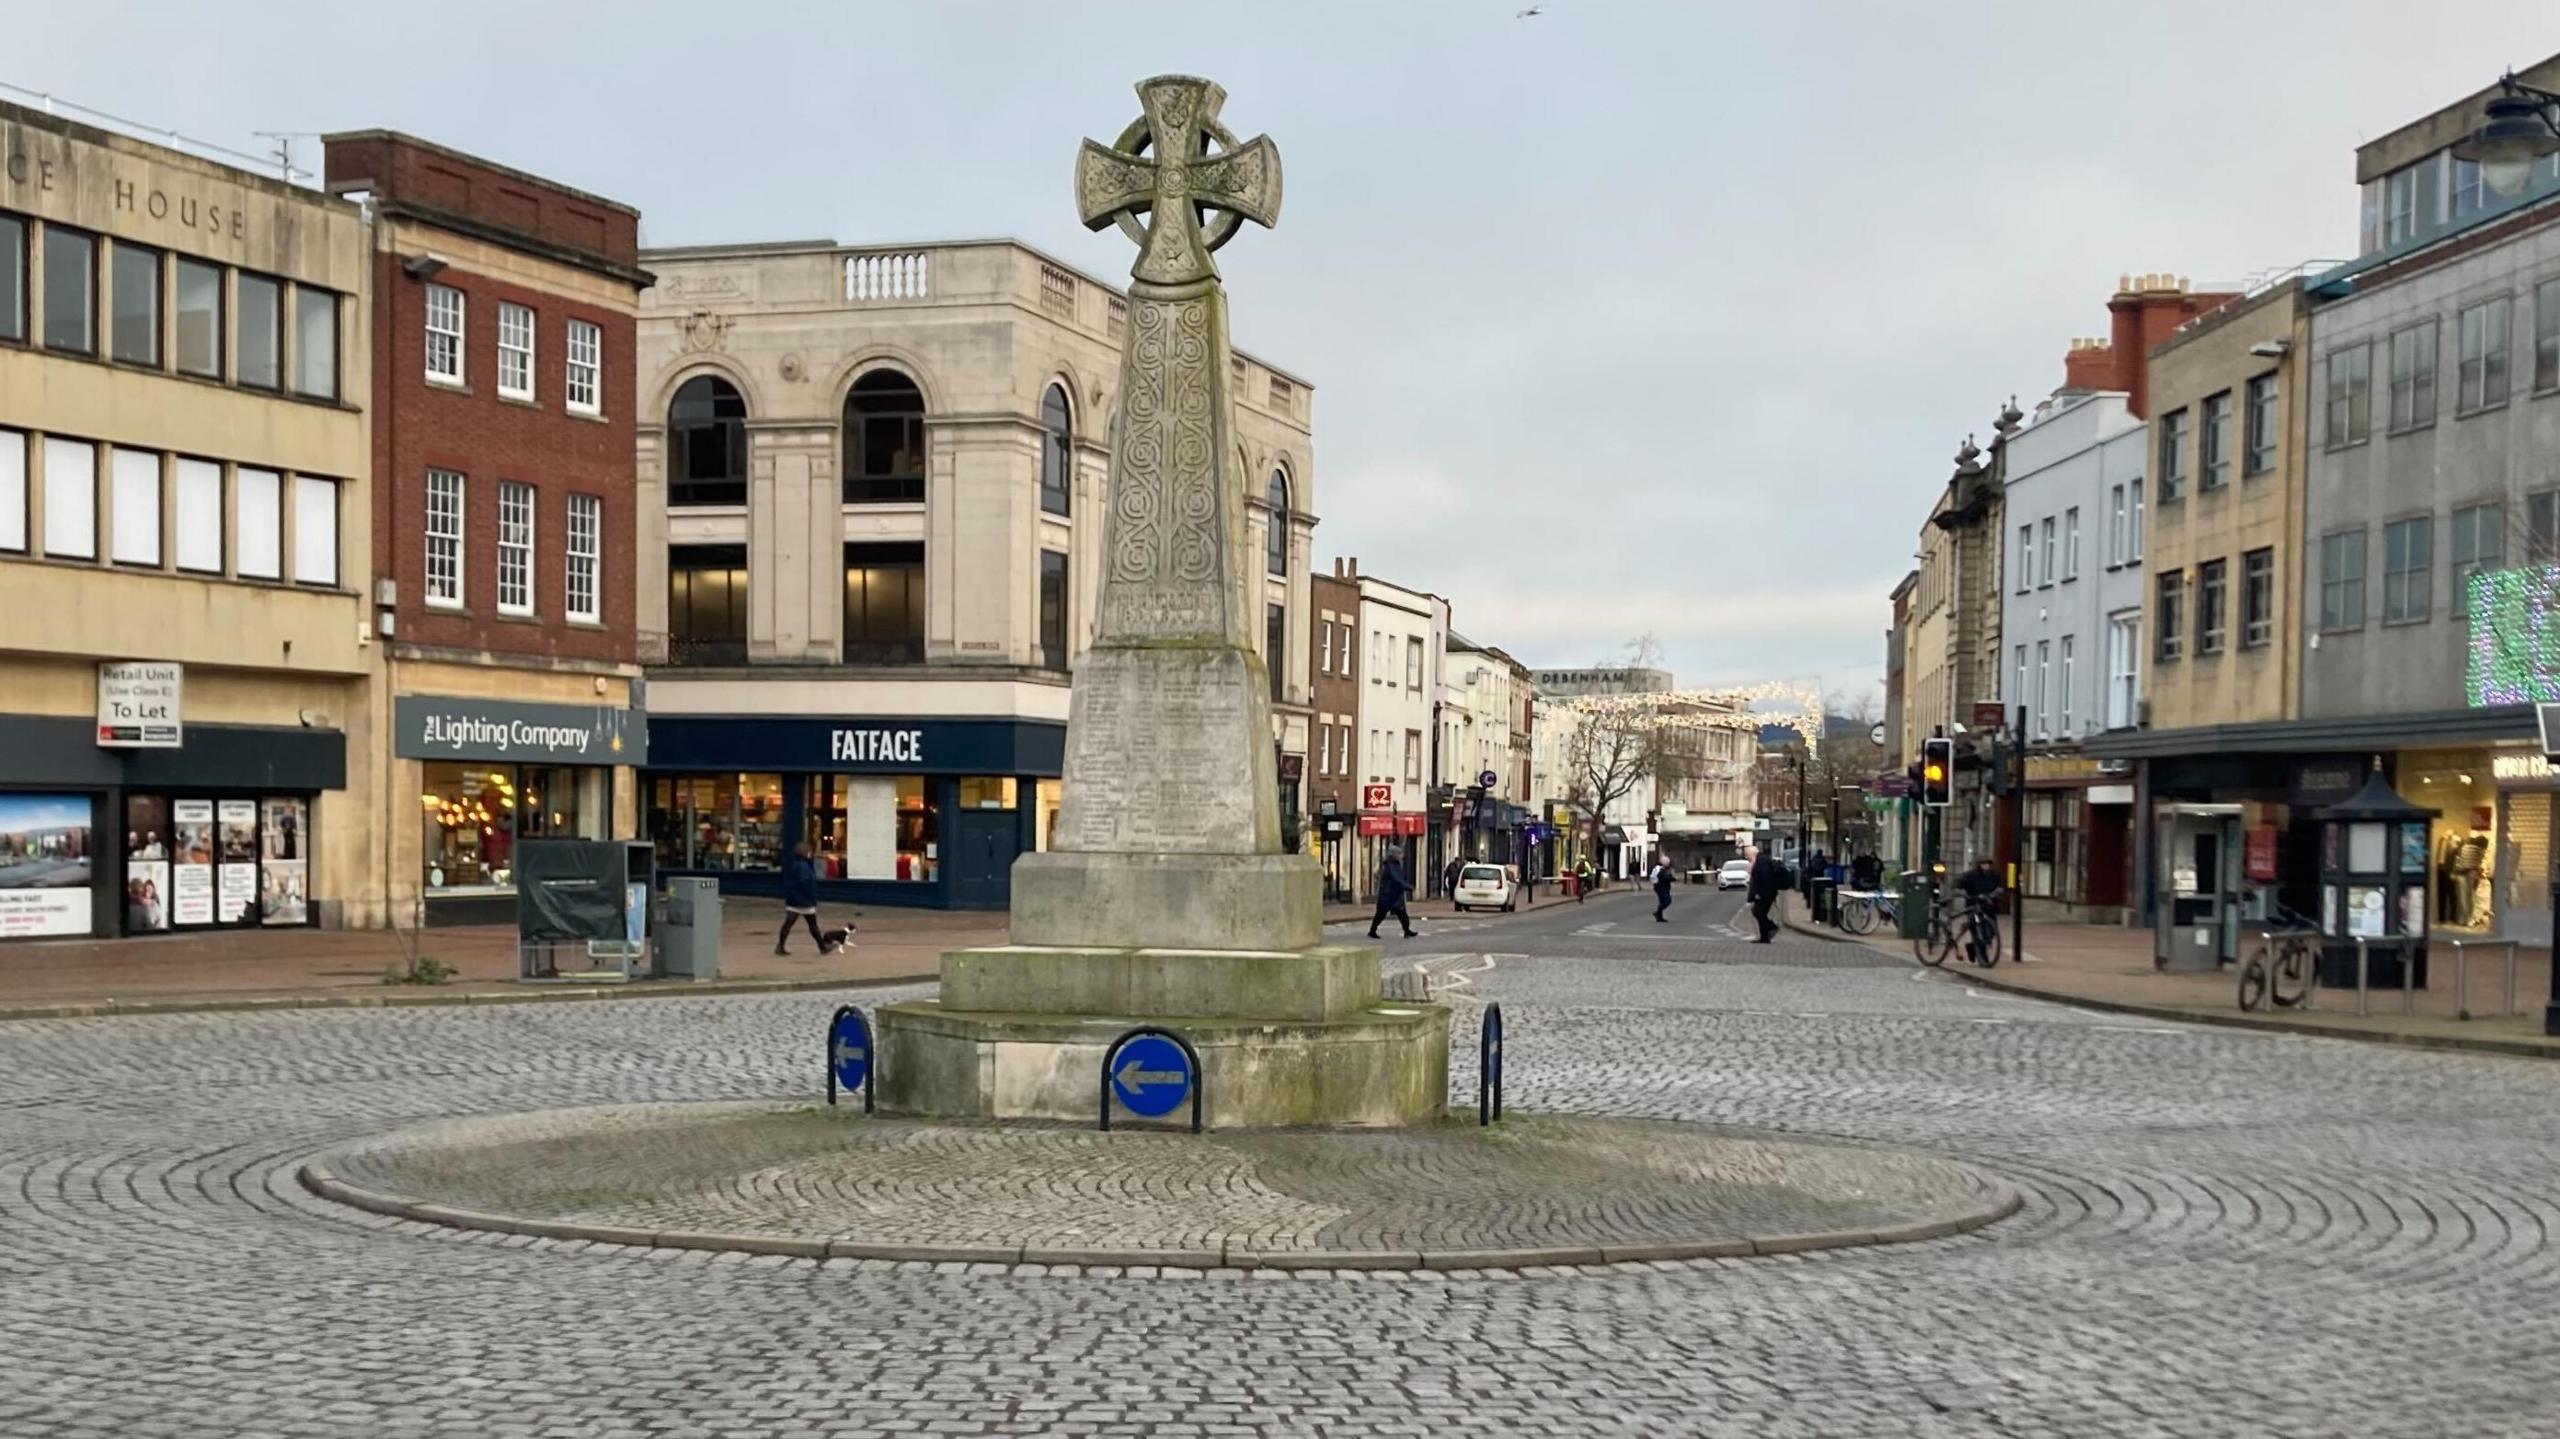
(829, 1009, 872, 1094)
(1109, 1033, 1192, 1118)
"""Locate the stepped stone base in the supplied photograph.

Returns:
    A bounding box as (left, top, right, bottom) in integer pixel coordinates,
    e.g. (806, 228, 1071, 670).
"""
(877, 995, 1450, 1129)
(943, 943, 1381, 1022)
(1010, 851, 1323, 953)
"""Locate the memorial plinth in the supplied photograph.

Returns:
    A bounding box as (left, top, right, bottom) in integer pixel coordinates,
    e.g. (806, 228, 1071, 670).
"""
(878, 75, 1447, 1127)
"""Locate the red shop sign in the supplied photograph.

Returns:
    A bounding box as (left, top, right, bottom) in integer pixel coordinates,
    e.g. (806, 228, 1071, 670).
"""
(2244, 826, 2278, 884)
(1394, 813, 1427, 836)
(1357, 814, 1397, 837)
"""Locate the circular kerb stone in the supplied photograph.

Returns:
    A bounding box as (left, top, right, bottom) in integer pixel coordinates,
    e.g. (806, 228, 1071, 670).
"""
(301, 1101, 2020, 1271)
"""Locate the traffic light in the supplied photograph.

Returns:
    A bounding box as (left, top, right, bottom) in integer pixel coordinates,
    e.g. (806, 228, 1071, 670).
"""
(1922, 737, 1953, 808)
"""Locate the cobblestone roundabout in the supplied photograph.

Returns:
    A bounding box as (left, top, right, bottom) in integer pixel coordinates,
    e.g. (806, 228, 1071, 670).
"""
(8, 896, 2560, 1435)
(307, 1105, 2014, 1265)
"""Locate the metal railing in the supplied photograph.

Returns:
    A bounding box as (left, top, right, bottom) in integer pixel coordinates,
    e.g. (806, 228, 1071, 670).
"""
(2449, 937, 2524, 1021)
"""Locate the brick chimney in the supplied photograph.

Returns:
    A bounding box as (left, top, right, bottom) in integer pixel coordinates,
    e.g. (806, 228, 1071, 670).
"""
(2106, 273, 2243, 419)
(2062, 337, 2117, 393)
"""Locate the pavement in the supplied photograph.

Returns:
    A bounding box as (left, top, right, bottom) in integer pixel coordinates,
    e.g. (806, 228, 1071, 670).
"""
(1780, 894, 2560, 1057)
(306, 1103, 2014, 1267)
(13, 886, 2560, 1433)
(0, 881, 1611, 1019)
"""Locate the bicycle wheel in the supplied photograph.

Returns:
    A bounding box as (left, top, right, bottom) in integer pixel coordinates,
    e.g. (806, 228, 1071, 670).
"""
(2238, 955, 2270, 1012)
(1972, 917, 2002, 968)
(2270, 939, 2316, 1008)
(1841, 896, 1876, 935)
(1915, 910, 1954, 967)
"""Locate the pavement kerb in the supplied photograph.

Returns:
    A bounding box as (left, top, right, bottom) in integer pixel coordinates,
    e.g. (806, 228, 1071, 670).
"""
(1776, 911, 2560, 1061)
(295, 1155, 2022, 1272)
(0, 972, 939, 1026)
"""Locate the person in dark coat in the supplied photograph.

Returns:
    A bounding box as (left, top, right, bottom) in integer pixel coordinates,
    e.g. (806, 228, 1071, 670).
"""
(1650, 855, 1675, 923)
(1747, 847, 1788, 943)
(776, 842, 829, 955)
(1371, 851, 1417, 939)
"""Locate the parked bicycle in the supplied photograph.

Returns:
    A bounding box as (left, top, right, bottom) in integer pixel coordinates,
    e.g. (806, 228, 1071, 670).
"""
(1838, 888, 1894, 936)
(2237, 906, 2322, 1012)
(1915, 891, 2001, 969)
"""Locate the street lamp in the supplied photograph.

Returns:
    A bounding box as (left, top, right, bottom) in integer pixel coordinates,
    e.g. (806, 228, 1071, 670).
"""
(2452, 72, 2560, 197)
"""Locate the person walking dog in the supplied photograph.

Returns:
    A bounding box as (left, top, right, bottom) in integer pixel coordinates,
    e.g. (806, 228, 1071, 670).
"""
(775, 842, 834, 955)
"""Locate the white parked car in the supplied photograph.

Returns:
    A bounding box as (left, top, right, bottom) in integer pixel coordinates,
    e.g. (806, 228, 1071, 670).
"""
(1717, 859, 1752, 891)
(1452, 863, 1520, 912)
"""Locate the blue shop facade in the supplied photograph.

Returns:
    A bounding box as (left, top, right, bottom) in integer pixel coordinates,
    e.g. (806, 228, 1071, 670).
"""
(644, 716, 1067, 910)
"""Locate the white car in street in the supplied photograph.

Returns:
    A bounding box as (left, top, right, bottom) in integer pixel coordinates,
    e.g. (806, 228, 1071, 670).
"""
(1452, 863, 1520, 912)
(1716, 859, 1752, 891)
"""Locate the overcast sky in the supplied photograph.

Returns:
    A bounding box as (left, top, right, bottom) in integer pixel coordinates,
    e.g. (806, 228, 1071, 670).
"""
(20, 2, 2557, 704)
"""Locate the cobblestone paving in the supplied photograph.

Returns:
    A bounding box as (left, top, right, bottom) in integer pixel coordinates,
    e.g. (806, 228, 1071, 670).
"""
(318, 1105, 2004, 1257)
(4, 891, 2560, 1434)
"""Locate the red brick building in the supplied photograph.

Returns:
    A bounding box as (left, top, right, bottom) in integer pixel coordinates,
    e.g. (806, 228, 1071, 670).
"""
(324, 132, 652, 926)
(1308, 568, 1362, 899)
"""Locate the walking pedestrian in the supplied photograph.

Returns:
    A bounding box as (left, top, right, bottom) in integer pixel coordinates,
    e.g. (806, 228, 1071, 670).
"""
(1442, 857, 1462, 900)
(775, 841, 831, 955)
(1370, 850, 1417, 939)
(1747, 845, 1787, 943)
(1650, 855, 1675, 923)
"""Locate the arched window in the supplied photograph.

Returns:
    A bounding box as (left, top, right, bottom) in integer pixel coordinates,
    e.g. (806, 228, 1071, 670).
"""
(1266, 468, 1290, 576)
(669, 376, 747, 506)
(845, 369, 928, 503)
(1039, 383, 1072, 517)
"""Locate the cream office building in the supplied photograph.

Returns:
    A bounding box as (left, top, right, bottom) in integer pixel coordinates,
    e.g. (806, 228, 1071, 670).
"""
(0, 102, 376, 940)
(634, 239, 1317, 908)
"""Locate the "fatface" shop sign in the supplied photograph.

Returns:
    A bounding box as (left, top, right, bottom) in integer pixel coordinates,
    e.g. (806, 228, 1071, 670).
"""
(830, 728, 925, 765)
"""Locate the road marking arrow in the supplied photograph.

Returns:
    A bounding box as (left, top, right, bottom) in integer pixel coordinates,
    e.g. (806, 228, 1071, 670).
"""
(1116, 1060, 1186, 1091)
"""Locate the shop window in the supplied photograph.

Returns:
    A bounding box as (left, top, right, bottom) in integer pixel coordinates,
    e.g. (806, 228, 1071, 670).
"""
(293, 476, 339, 587)
(843, 542, 924, 664)
(958, 778, 1017, 811)
(0, 428, 23, 553)
(42, 436, 95, 560)
(42, 224, 94, 354)
(119, 792, 306, 931)
(800, 774, 936, 881)
(111, 242, 160, 367)
(667, 544, 748, 665)
(237, 272, 281, 390)
(174, 457, 221, 572)
(2022, 791, 2080, 902)
(1040, 383, 1072, 516)
(295, 286, 338, 401)
(258, 798, 309, 925)
(235, 466, 281, 579)
(174, 257, 222, 380)
(0, 214, 22, 343)
(844, 369, 928, 503)
(669, 375, 747, 505)
(0, 791, 96, 938)
(111, 448, 161, 567)
(1039, 549, 1069, 671)
(1036, 778, 1062, 852)
(421, 762, 518, 891)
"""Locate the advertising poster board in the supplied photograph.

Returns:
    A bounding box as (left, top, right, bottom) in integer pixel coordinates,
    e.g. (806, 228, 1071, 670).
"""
(172, 800, 216, 926)
(0, 792, 94, 939)
(216, 800, 259, 923)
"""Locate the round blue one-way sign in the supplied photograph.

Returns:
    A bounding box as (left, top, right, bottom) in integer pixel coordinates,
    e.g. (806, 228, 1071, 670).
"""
(829, 1009, 872, 1094)
(1109, 1034, 1192, 1118)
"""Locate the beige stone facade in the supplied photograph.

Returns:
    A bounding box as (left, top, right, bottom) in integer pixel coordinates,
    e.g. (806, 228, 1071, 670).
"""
(0, 102, 378, 938)
(2143, 282, 2310, 733)
(632, 239, 1315, 906)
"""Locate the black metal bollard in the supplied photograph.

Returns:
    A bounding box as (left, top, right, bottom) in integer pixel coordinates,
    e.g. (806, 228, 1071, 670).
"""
(1479, 1003, 1504, 1125)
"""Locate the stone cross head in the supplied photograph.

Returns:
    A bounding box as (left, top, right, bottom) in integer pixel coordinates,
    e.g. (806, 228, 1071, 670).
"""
(1076, 74, 1283, 288)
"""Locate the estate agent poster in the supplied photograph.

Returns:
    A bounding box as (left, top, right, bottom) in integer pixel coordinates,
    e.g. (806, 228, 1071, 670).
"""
(216, 800, 259, 923)
(0, 793, 95, 939)
(171, 800, 216, 926)
(260, 797, 308, 926)
(124, 795, 170, 933)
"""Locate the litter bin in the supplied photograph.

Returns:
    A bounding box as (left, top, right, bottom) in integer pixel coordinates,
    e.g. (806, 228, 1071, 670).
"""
(657, 876, 722, 980)
(1897, 873, 1934, 940)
